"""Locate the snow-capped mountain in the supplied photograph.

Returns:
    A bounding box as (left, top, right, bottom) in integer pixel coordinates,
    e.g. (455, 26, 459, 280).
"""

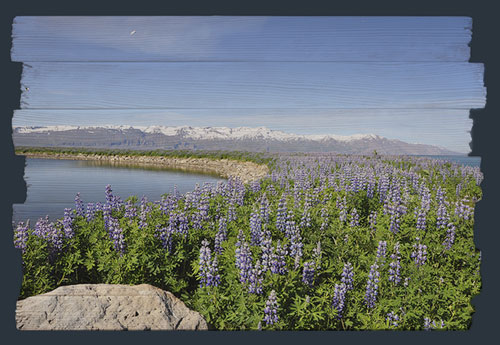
(15, 125, 381, 142)
(13, 125, 459, 155)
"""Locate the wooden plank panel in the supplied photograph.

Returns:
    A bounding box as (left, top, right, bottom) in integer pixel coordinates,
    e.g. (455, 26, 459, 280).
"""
(11, 16, 472, 62)
(13, 109, 473, 154)
(20, 62, 485, 109)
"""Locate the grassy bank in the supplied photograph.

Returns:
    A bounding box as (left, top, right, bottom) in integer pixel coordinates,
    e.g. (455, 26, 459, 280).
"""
(15, 146, 275, 167)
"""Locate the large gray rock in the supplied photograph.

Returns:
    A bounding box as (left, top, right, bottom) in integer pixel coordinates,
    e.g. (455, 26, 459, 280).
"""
(16, 284, 208, 330)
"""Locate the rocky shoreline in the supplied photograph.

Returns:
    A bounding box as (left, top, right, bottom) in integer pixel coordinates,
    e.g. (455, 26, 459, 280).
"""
(20, 152, 269, 184)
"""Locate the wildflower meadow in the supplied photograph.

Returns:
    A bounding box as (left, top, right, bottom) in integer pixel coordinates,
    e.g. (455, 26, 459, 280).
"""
(13, 153, 482, 330)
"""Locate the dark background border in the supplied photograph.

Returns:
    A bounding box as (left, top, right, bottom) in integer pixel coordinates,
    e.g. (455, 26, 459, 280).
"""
(1, 0, 498, 343)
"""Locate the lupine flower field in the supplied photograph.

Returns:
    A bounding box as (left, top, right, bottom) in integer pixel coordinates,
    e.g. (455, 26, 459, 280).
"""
(13, 153, 483, 330)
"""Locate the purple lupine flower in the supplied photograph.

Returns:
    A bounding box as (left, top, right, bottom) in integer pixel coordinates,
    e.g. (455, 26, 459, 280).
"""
(411, 239, 427, 268)
(436, 186, 445, 204)
(341, 262, 354, 291)
(276, 196, 287, 232)
(250, 180, 261, 193)
(455, 197, 474, 221)
(423, 318, 444, 330)
(235, 229, 245, 248)
(436, 202, 449, 230)
(105, 184, 112, 202)
(267, 183, 277, 197)
(198, 237, 211, 270)
(95, 202, 103, 212)
(376, 240, 387, 263)
(332, 283, 347, 319)
(443, 222, 456, 250)
(349, 208, 360, 228)
(138, 196, 150, 230)
(235, 240, 253, 284)
(155, 224, 173, 252)
(198, 239, 220, 287)
(415, 207, 427, 231)
(259, 194, 270, 225)
(124, 200, 137, 222)
(270, 240, 288, 275)
(86, 203, 96, 222)
(263, 290, 279, 326)
(386, 312, 399, 328)
(388, 242, 402, 285)
(62, 208, 74, 238)
(14, 221, 29, 253)
(102, 202, 111, 231)
(214, 217, 228, 254)
(160, 195, 177, 216)
(378, 174, 390, 203)
(191, 211, 203, 231)
(364, 262, 380, 308)
(319, 207, 329, 232)
(108, 217, 125, 254)
(176, 213, 189, 238)
(284, 211, 296, 239)
(289, 230, 303, 263)
(367, 174, 376, 198)
(105, 184, 116, 209)
(227, 199, 237, 223)
(260, 237, 273, 272)
(248, 260, 264, 294)
(388, 203, 401, 234)
(299, 207, 311, 229)
(249, 211, 263, 246)
(34, 216, 64, 254)
(302, 261, 315, 287)
(74, 192, 84, 217)
(208, 256, 221, 287)
(423, 317, 432, 330)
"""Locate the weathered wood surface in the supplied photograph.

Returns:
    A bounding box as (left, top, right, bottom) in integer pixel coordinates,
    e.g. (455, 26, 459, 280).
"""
(12, 16, 472, 62)
(19, 62, 485, 109)
(12, 109, 473, 153)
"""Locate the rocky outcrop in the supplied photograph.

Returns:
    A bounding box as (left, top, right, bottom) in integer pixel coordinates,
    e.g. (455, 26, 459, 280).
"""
(16, 284, 208, 331)
(20, 152, 269, 184)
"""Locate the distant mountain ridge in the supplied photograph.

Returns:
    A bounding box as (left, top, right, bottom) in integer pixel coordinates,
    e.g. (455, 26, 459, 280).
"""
(13, 125, 460, 155)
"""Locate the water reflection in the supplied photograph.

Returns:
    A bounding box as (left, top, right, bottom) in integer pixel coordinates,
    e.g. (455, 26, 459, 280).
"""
(76, 159, 222, 177)
(13, 158, 226, 224)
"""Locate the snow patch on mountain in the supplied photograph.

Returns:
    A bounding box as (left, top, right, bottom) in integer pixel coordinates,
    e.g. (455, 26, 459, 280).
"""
(14, 125, 382, 143)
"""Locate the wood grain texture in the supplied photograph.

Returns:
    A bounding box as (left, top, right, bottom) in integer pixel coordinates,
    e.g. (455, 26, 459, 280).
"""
(13, 109, 474, 153)
(11, 16, 472, 62)
(20, 62, 485, 109)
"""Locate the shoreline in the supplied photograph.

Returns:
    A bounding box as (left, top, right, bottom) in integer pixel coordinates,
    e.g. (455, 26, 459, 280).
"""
(20, 152, 269, 184)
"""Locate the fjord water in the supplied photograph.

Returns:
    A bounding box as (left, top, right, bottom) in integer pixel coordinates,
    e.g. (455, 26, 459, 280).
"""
(13, 158, 225, 225)
(416, 155, 481, 167)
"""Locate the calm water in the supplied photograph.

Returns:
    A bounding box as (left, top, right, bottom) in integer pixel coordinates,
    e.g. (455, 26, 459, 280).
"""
(13, 158, 225, 225)
(414, 155, 481, 167)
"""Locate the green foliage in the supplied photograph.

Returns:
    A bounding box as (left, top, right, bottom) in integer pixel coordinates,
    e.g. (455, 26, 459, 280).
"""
(15, 146, 275, 166)
(15, 154, 482, 330)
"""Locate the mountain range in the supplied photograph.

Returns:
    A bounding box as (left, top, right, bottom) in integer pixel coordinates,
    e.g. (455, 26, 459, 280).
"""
(13, 125, 460, 155)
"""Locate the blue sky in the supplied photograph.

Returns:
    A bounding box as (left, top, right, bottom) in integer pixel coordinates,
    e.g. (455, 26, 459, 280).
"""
(12, 17, 483, 154)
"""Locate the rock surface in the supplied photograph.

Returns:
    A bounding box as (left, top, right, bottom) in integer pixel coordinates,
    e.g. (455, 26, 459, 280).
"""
(16, 284, 208, 330)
